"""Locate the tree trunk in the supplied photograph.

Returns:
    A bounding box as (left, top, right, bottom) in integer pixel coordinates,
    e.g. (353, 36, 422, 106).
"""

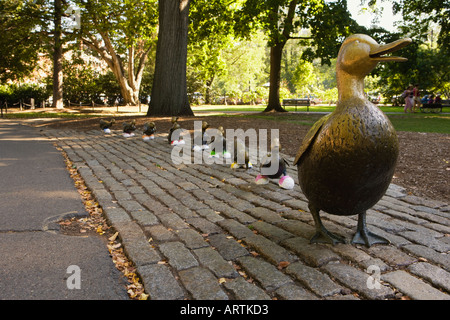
(147, 0, 193, 116)
(52, 0, 64, 109)
(264, 43, 287, 112)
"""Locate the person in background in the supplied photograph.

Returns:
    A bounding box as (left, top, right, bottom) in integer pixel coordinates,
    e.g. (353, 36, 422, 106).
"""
(403, 85, 414, 113)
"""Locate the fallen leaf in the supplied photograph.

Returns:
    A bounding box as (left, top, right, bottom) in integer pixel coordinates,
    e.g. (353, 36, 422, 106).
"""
(277, 261, 290, 270)
(139, 293, 149, 300)
(219, 278, 226, 284)
(108, 232, 119, 241)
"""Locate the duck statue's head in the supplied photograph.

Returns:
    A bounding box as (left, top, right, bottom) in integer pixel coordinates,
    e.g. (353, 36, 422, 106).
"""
(336, 34, 411, 102)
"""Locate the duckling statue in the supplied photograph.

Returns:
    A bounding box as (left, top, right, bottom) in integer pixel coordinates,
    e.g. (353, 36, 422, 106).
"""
(168, 117, 185, 146)
(293, 34, 411, 247)
(99, 118, 115, 133)
(256, 138, 294, 189)
(193, 121, 210, 151)
(122, 120, 136, 137)
(142, 122, 156, 141)
(231, 137, 252, 169)
(208, 126, 231, 159)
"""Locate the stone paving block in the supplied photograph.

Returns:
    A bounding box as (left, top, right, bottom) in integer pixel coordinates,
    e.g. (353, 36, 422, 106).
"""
(408, 262, 450, 293)
(137, 264, 185, 300)
(274, 220, 315, 239)
(122, 238, 161, 267)
(218, 219, 255, 239)
(145, 224, 178, 242)
(193, 247, 239, 278)
(323, 262, 395, 300)
(195, 208, 224, 223)
(283, 199, 310, 212)
(245, 207, 284, 223)
(368, 245, 417, 268)
(208, 234, 250, 261)
(275, 283, 318, 300)
(286, 262, 342, 297)
(158, 212, 189, 230)
(186, 217, 222, 235)
(179, 267, 229, 300)
(176, 229, 209, 249)
(130, 210, 159, 226)
(282, 237, 341, 267)
(223, 277, 271, 300)
(382, 270, 450, 300)
(251, 220, 295, 244)
(159, 241, 199, 271)
(102, 207, 132, 225)
(242, 233, 297, 265)
(237, 256, 293, 292)
(118, 200, 145, 212)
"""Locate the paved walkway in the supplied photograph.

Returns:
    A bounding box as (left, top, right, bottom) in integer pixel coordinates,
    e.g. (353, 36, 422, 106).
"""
(0, 121, 128, 300)
(42, 127, 450, 300)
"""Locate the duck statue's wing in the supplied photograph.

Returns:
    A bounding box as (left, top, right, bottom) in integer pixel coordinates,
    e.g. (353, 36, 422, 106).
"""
(293, 113, 331, 166)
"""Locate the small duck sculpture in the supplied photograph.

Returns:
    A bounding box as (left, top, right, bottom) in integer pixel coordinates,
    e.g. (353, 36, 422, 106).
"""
(168, 117, 185, 145)
(231, 137, 252, 169)
(293, 34, 411, 247)
(256, 138, 294, 189)
(99, 118, 115, 133)
(193, 121, 210, 151)
(208, 126, 231, 159)
(142, 122, 156, 141)
(122, 120, 136, 137)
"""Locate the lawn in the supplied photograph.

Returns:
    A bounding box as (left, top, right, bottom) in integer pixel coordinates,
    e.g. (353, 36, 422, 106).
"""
(2, 104, 449, 134)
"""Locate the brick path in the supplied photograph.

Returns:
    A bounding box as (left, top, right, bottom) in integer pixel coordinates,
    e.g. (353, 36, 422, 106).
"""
(44, 128, 450, 300)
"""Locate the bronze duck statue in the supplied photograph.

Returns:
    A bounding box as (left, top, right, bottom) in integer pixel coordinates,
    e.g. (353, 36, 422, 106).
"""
(293, 34, 411, 247)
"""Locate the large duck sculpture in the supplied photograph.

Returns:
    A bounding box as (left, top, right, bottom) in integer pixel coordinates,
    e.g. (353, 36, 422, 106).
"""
(294, 34, 411, 247)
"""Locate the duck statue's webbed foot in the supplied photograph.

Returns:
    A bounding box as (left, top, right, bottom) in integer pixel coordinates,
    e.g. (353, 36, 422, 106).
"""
(309, 205, 346, 245)
(351, 212, 390, 247)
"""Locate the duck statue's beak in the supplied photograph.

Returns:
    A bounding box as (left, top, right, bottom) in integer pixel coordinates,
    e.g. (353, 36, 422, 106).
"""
(370, 38, 412, 62)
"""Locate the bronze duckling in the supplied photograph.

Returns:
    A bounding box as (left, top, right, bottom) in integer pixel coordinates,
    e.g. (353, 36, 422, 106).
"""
(294, 34, 411, 247)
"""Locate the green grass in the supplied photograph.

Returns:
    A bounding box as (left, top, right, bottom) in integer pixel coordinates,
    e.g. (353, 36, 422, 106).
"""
(217, 108, 450, 134)
(387, 113, 450, 134)
(2, 105, 448, 134)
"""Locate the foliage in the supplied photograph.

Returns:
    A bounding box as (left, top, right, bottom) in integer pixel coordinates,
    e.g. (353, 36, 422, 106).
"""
(72, 0, 158, 104)
(392, 0, 449, 51)
(0, 0, 43, 83)
(0, 83, 50, 106)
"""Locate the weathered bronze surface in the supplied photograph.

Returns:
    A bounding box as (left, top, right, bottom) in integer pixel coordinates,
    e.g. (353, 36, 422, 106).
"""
(294, 34, 411, 247)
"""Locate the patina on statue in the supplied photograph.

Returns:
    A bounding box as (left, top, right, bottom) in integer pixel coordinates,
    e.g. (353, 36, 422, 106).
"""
(294, 34, 411, 247)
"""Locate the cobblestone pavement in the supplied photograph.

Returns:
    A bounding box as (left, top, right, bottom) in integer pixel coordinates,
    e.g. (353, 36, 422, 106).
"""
(43, 128, 450, 300)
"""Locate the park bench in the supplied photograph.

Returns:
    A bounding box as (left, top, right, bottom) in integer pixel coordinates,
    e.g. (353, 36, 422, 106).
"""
(420, 100, 449, 113)
(282, 98, 311, 111)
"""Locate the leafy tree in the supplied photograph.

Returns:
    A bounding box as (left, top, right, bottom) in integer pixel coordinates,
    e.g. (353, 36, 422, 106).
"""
(391, 0, 449, 51)
(235, 0, 358, 112)
(187, 0, 236, 104)
(0, 1, 43, 83)
(73, 0, 158, 105)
